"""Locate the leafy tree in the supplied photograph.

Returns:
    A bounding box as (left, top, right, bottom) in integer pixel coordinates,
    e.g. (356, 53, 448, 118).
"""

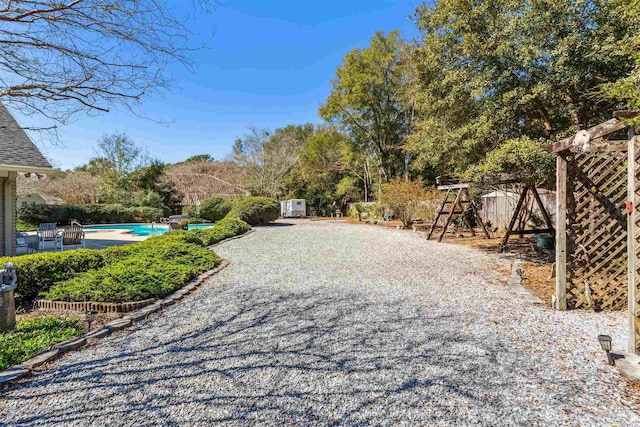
(183, 154, 215, 163)
(602, 0, 640, 109)
(406, 0, 635, 180)
(129, 160, 182, 215)
(379, 178, 427, 228)
(96, 132, 148, 181)
(470, 138, 556, 188)
(320, 30, 414, 181)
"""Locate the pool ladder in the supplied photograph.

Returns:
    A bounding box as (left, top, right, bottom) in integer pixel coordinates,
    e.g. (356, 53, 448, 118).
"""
(151, 221, 157, 236)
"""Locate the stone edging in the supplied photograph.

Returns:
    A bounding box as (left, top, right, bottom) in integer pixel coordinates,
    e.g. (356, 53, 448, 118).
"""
(33, 298, 157, 314)
(209, 228, 255, 248)
(0, 228, 254, 386)
(508, 261, 543, 305)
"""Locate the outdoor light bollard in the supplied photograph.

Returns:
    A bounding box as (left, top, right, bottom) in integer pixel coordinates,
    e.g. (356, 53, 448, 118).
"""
(85, 310, 98, 331)
(598, 334, 614, 366)
(0, 262, 18, 332)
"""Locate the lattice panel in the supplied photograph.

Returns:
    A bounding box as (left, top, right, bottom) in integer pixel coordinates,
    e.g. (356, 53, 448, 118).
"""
(566, 150, 628, 310)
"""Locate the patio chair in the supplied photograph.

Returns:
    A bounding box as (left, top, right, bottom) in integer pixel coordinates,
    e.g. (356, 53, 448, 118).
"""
(37, 223, 59, 250)
(16, 230, 39, 254)
(55, 224, 86, 251)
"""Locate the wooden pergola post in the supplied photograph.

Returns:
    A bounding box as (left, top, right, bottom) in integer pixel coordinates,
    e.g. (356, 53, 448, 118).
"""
(555, 153, 567, 311)
(628, 128, 638, 353)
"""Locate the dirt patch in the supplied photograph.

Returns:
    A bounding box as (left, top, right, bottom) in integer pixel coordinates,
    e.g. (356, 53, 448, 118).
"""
(520, 262, 554, 306)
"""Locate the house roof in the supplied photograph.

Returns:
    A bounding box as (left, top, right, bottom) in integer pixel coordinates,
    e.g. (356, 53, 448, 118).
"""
(0, 102, 52, 171)
(19, 192, 65, 205)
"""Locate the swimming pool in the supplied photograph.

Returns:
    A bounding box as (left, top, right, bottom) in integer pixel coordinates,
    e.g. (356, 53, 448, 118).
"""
(84, 223, 214, 237)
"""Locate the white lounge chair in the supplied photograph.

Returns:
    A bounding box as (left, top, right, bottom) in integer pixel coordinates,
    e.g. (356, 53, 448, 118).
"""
(37, 223, 58, 250)
(55, 224, 85, 251)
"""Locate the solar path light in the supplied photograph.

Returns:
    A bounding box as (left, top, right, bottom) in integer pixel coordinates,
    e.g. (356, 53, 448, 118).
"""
(598, 334, 614, 365)
(85, 310, 98, 331)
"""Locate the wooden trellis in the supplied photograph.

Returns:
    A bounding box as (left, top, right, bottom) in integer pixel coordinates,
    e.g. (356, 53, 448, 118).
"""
(551, 111, 640, 354)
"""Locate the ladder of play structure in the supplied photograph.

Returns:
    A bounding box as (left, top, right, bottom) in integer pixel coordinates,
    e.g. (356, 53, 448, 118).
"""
(426, 185, 490, 242)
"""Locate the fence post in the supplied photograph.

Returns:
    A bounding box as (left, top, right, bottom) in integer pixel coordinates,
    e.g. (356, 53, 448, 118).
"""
(555, 153, 567, 310)
(628, 129, 638, 354)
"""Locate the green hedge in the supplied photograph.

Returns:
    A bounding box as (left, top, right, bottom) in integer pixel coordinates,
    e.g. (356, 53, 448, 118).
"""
(18, 204, 163, 226)
(43, 241, 219, 302)
(199, 197, 233, 222)
(1, 218, 251, 304)
(226, 196, 279, 225)
(0, 250, 107, 303)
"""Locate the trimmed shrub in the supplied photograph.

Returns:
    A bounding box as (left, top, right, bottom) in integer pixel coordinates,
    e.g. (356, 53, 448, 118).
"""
(0, 250, 107, 303)
(2, 218, 251, 305)
(16, 221, 38, 232)
(18, 204, 163, 226)
(199, 197, 232, 222)
(39, 218, 251, 303)
(225, 197, 279, 225)
(43, 241, 219, 302)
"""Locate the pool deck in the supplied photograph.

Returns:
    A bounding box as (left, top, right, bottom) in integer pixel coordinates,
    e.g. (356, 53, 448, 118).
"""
(17, 229, 145, 255)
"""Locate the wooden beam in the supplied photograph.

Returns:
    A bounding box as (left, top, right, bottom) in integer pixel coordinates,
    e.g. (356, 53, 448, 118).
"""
(572, 167, 626, 231)
(438, 188, 463, 242)
(499, 186, 529, 252)
(556, 155, 567, 310)
(531, 187, 555, 232)
(586, 141, 629, 152)
(614, 110, 640, 120)
(628, 129, 638, 354)
(427, 189, 450, 240)
(436, 183, 471, 190)
(548, 119, 628, 153)
(504, 228, 554, 235)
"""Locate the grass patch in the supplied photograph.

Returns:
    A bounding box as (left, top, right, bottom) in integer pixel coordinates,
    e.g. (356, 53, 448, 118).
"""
(0, 316, 84, 371)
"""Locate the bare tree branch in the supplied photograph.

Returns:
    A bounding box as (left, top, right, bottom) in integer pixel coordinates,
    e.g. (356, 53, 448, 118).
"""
(0, 0, 215, 128)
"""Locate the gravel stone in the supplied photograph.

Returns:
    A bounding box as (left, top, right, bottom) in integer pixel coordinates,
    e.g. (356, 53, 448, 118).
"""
(17, 350, 59, 370)
(0, 219, 638, 426)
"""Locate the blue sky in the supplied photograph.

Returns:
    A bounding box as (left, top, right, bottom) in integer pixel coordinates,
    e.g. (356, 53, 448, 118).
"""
(27, 1, 420, 170)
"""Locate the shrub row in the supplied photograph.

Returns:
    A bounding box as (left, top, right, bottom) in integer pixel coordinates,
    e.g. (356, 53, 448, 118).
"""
(43, 241, 220, 303)
(199, 197, 233, 222)
(193, 196, 279, 225)
(18, 204, 163, 226)
(1, 218, 251, 304)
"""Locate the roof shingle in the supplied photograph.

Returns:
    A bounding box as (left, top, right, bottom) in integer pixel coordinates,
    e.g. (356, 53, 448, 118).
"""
(0, 103, 51, 169)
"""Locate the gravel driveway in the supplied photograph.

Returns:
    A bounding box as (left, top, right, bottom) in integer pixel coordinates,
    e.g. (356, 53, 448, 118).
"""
(1, 219, 638, 426)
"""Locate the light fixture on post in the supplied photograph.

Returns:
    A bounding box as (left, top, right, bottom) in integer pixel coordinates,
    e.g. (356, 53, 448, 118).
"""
(85, 310, 98, 331)
(597, 334, 614, 365)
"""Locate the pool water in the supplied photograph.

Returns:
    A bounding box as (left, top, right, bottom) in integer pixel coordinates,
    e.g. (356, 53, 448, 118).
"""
(84, 223, 213, 237)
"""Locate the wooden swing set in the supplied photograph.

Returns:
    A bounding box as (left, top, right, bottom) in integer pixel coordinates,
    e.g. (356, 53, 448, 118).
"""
(427, 178, 554, 250)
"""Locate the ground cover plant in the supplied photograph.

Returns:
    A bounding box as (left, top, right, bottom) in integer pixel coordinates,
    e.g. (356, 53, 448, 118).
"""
(0, 316, 84, 371)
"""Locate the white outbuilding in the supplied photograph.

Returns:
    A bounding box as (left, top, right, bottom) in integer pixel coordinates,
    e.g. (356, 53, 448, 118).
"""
(281, 199, 306, 218)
